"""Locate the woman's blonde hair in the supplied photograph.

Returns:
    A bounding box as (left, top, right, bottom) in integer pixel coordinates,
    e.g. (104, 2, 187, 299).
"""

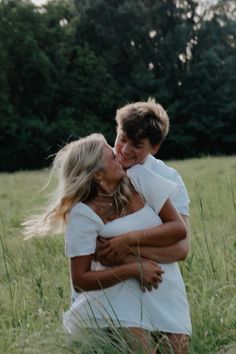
(23, 133, 131, 238)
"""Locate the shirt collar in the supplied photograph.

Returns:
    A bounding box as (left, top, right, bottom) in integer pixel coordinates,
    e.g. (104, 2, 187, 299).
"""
(142, 154, 155, 169)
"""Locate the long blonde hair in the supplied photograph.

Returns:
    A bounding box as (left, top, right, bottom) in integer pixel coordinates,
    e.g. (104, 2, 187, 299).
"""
(23, 133, 132, 238)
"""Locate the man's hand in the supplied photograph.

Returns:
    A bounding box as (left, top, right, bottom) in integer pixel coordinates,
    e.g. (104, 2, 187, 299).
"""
(95, 238, 164, 291)
(95, 236, 132, 266)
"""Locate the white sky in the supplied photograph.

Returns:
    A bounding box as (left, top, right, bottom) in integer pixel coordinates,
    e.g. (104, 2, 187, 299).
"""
(31, 0, 47, 5)
(32, 0, 217, 4)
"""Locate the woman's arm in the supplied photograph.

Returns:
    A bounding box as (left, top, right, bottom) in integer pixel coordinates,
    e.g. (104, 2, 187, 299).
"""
(71, 254, 164, 292)
(95, 199, 186, 263)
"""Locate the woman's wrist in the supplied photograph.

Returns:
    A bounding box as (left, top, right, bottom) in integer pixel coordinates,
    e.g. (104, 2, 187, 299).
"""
(125, 261, 140, 278)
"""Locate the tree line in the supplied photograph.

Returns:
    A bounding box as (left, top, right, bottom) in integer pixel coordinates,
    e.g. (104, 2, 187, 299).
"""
(0, 0, 235, 171)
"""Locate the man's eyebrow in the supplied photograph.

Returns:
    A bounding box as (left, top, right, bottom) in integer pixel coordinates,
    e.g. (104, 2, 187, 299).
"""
(133, 140, 143, 146)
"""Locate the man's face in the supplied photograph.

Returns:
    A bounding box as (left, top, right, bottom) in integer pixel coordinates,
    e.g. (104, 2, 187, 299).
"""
(114, 129, 160, 169)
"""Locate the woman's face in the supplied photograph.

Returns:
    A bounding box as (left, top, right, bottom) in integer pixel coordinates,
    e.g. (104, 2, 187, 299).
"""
(100, 144, 126, 185)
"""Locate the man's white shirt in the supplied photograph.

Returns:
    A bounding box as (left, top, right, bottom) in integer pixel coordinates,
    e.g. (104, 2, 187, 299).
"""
(143, 154, 190, 216)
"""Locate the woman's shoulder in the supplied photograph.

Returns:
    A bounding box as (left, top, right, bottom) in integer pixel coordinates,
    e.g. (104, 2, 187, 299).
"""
(65, 202, 103, 257)
(69, 201, 103, 224)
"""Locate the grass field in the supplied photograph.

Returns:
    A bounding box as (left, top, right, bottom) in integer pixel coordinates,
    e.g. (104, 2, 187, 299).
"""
(0, 156, 235, 354)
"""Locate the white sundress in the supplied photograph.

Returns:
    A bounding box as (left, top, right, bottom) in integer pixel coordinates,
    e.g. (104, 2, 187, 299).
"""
(63, 165, 192, 336)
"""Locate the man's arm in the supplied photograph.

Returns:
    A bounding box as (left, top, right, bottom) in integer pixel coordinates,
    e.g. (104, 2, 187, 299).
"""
(95, 215, 190, 266)
(127, 163, 190, 263)
(95, 200, 187, 264)
(134, 215, 190, 263)
(133, 215, 189, 263)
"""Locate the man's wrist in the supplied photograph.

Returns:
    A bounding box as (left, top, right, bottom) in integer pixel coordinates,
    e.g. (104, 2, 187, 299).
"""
(126, 231, 140, 246)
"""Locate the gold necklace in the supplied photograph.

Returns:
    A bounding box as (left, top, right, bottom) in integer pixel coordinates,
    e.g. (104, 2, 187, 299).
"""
(97, 192, 114, 198)
(96, 193, 115, 208)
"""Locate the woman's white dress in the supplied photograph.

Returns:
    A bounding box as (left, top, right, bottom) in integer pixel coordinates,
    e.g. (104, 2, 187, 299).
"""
(63, 165, 192, 335)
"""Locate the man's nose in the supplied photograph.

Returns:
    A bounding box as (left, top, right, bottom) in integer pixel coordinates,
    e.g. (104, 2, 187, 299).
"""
(115, 154, 122, 164)
(122, 143, 131, 156)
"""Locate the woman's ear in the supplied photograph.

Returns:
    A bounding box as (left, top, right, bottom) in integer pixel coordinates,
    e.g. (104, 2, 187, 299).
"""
(93, 171, 103, 185)
(150, 143, 161, 156)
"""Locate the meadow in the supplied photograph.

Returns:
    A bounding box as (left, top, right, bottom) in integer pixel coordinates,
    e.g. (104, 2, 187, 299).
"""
(0, 156, 235, 354)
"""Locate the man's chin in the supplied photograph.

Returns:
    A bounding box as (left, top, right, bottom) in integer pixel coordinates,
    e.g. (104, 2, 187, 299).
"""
(120, 160, 135, 170)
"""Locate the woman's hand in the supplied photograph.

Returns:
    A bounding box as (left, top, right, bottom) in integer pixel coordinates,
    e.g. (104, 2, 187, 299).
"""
(94, 238, 164, 291)
(95, 235, 132, 265)
(135, 260, 164, 292)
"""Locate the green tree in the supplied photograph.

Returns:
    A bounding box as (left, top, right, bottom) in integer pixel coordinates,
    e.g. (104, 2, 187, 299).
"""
(0, 0, 235, 170)
(167, 2, 236, 157)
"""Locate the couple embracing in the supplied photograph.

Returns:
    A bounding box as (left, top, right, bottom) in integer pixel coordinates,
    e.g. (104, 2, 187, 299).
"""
(24, 99, 191, 354)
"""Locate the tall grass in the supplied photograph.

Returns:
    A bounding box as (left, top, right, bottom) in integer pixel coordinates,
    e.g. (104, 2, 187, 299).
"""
(0, 157, 235, 353)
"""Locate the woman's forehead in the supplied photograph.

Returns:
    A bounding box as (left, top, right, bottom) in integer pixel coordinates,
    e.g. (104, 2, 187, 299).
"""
(103, 143, 113, 156)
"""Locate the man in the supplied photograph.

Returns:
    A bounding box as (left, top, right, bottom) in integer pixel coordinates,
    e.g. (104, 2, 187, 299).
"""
(113, 98, 190, 264)
(96, 99, 191, 354)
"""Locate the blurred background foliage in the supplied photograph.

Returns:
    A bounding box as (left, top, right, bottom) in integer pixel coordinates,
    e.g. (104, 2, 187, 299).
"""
(0, 0, 235, 171)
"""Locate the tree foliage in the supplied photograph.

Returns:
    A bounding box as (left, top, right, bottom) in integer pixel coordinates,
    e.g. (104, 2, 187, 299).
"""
(0, 0, 235, 171)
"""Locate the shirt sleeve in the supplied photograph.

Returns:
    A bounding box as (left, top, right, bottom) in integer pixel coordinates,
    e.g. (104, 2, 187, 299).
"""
(144, 156, 190, 215)
(65, 203, 103, 257)
(127, 164, 179, 214)
(169, 169, 190, 216)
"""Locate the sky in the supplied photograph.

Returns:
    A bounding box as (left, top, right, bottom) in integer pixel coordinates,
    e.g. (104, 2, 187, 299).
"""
(31, 0, 47, 5)
(31, 0, 217, 6)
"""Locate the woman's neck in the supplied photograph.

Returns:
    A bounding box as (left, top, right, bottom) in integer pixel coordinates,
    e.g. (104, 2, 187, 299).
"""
(97, 191, 115, 198)
(97, 182, 118, 196)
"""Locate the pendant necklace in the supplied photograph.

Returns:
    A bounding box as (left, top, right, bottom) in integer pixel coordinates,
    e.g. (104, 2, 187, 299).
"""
(97, 192, 115, 207)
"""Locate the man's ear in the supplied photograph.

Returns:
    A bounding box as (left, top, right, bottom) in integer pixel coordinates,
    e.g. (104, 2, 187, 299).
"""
(150, 143, 160, 155)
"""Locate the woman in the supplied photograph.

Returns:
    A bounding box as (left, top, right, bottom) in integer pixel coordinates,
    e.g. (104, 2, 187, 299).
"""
(24, 133, 191, 353)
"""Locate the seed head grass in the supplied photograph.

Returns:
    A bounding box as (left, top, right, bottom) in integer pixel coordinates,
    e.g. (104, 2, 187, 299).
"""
(0, 157, 235, 353)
